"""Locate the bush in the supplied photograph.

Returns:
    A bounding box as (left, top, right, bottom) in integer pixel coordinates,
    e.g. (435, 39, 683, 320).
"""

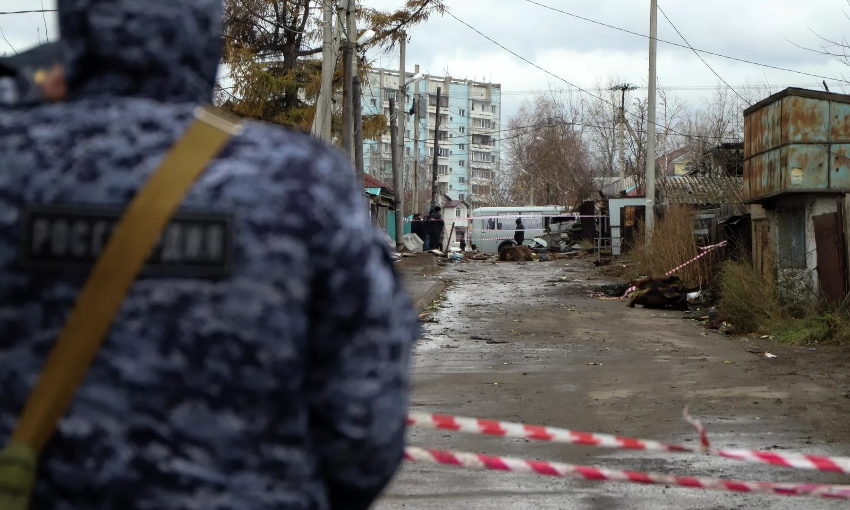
(718, 257, 850, 344)
(629, 206, 718, 288)
(717, 258, 783, 334)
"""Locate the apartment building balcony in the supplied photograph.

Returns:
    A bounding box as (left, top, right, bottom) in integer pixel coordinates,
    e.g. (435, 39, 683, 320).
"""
(470, 125, 496, 135)
(469, 108, 494, 119)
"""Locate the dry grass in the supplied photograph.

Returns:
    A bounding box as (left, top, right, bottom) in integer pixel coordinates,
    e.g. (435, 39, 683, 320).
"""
(717, 257, 850, 345)
(629, 206, 718, 288)
(717, 258, 785, 334)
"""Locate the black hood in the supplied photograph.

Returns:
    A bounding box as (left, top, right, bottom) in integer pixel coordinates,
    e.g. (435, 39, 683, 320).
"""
(58, 0, 223, 102)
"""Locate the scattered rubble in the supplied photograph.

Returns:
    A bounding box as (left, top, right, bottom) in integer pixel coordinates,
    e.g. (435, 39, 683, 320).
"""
(626, 275, 698, 311)
(499, 245, 535, 262)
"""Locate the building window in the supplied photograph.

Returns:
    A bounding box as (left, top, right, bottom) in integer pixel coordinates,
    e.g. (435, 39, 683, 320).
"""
(456, 209, 461, 217)
(472, 168, 492, 179)
(459, 144, 466, 150)
(384, 90, 396, 101)
(459, 160, 465, 167)
(382, 143, 391, 153)
(429, 95, 449, 107)
(459, 176, 466, 184)
(491, 105, 496, 113)
(459, 126, 465, 134)
(406, 147, 411, 156)
(370, 98, 377, 106)
(459, 109, 466, 116)
(471, 151, 491, 163)
(459, 193, 465, 201)
(429, 147, 450, 158)
(438, 165, 449, 175)
(472, 185, 491, 195)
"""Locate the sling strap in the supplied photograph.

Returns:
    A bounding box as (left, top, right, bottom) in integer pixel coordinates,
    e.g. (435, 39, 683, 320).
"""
(0, 105, 242, 510)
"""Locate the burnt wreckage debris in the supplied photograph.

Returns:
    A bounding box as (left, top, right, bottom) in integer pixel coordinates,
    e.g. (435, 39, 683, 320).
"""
(626, 275, 698, 311)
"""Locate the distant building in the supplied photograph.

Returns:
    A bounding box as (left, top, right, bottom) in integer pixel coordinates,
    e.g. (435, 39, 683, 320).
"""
(360, 68, 501, 212)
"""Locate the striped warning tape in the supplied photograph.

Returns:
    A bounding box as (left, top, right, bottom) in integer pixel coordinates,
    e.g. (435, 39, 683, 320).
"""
(404, 447, 850, 500)
(620, 241, 728, 300)
(406, 409, 850, 474)
(404, 214, 606, 222)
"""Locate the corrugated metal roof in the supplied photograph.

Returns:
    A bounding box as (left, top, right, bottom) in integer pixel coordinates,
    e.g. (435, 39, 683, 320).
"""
(658, 175, 744, 205)
(364, 173, 393, 191)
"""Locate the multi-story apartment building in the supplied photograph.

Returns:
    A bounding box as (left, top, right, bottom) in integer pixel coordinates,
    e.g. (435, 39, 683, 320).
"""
(361, 68, 501, 211)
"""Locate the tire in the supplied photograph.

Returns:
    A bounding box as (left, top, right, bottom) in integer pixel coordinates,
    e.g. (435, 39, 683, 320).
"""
(498, 240, 516, 253)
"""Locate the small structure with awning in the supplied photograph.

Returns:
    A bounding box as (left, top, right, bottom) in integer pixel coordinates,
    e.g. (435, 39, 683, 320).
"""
(364, 173, 397, 239)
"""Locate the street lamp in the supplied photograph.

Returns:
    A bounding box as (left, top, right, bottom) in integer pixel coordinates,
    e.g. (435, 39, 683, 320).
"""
(405, 72, 425, 87)
(356, 29, 376, 46)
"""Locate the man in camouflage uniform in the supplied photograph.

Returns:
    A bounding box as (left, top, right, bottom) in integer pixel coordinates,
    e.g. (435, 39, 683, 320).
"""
(0, 1, 419, 509)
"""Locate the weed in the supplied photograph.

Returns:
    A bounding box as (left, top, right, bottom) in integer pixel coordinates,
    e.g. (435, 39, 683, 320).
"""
(717, 257, 784, 334)
(629, 206, 718, 287)
(773, 316, 831, 346)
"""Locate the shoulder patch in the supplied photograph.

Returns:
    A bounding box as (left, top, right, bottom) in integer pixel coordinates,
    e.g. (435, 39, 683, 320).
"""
(19, 204, 234, 279)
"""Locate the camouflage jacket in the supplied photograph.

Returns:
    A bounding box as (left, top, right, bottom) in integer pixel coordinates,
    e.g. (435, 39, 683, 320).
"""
(0, 1, 418, 509)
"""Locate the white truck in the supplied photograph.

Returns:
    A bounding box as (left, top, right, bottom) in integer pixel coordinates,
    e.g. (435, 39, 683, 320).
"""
(470, 206, 564, 254)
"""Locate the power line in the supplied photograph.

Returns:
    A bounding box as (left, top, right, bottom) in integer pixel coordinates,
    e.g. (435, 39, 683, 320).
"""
(657, 3, 749, 106)
(524, 0, 843, 83)
(0, 10, 56, 15)
(445, 9, 740, 144)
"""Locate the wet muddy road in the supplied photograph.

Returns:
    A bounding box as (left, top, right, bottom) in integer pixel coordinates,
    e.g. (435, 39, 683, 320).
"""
(376, 259, 850, 509)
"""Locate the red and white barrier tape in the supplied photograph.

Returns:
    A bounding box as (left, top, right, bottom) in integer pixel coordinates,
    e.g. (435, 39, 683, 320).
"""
(620, 241, 728, 299)
(405, 214, 607, 222)
(404, 446, 850, 500)
(406, 409, 850, 475)
(408, 407, 706, 453)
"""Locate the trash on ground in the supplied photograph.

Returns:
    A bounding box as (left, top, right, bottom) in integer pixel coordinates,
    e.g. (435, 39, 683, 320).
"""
(598, 283, 630, 297)
(403, 233, 424, 252)
(499, 245, 535, 262)
(765, 352, 778, 359)
(586, 362, 603, 366)
(626, 275, 698, 311)
(723, 360, 735, 364)
(448, 252, 463, 263)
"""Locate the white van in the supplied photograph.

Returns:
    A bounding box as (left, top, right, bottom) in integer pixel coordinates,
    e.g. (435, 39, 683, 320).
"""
(470, 206, 564, 254)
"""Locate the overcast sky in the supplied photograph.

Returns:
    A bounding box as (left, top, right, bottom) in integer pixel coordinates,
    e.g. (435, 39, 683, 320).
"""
(3, 0, 850, 123)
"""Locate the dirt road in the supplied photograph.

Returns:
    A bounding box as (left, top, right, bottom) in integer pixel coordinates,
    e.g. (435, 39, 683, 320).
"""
(377, 258, 850, 509)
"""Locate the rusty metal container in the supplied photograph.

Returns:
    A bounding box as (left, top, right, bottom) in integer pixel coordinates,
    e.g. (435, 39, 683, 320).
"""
(743, 88, 850, 202)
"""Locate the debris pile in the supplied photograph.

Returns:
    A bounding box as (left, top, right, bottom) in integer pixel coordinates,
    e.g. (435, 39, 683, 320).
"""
(499, 245, 535, 262)
(626, 275, 696, 311)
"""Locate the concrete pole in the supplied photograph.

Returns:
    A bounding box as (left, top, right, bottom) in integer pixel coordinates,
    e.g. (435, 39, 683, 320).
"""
(619, 87, 626, 192)
(397, 33, 407, 212)
(645, 0, 658, 237)
(353, 75, 365, 193)
(311, 0, 334, 142)
(390, 99, 404, 251)
(431, 87, 442, 209)
(413, 66, 421, 215)
(341, 0, 355, 157)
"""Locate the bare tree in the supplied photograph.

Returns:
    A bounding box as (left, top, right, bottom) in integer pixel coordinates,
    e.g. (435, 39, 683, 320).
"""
(505, 93, 595, 208)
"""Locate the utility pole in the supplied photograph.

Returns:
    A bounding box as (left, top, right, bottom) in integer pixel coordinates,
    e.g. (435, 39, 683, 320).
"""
(431, 87, 442, 209)
(390, 98, 403, 250)
(341, 0, 355, 157)
(353, 75, 365, 193)
(311, 0, 334, 142)
(645, 0, 658, 236)
(413, 65, 421, 215)
(397, 32, 407, 213)
(611, 84, 637, 193)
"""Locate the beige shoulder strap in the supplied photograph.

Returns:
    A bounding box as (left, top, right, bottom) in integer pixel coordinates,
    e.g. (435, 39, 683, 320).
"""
(0, 105, 242, 510)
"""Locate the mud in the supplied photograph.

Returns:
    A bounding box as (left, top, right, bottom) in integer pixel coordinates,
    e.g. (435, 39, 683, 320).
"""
(377, 259, 850, 509)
